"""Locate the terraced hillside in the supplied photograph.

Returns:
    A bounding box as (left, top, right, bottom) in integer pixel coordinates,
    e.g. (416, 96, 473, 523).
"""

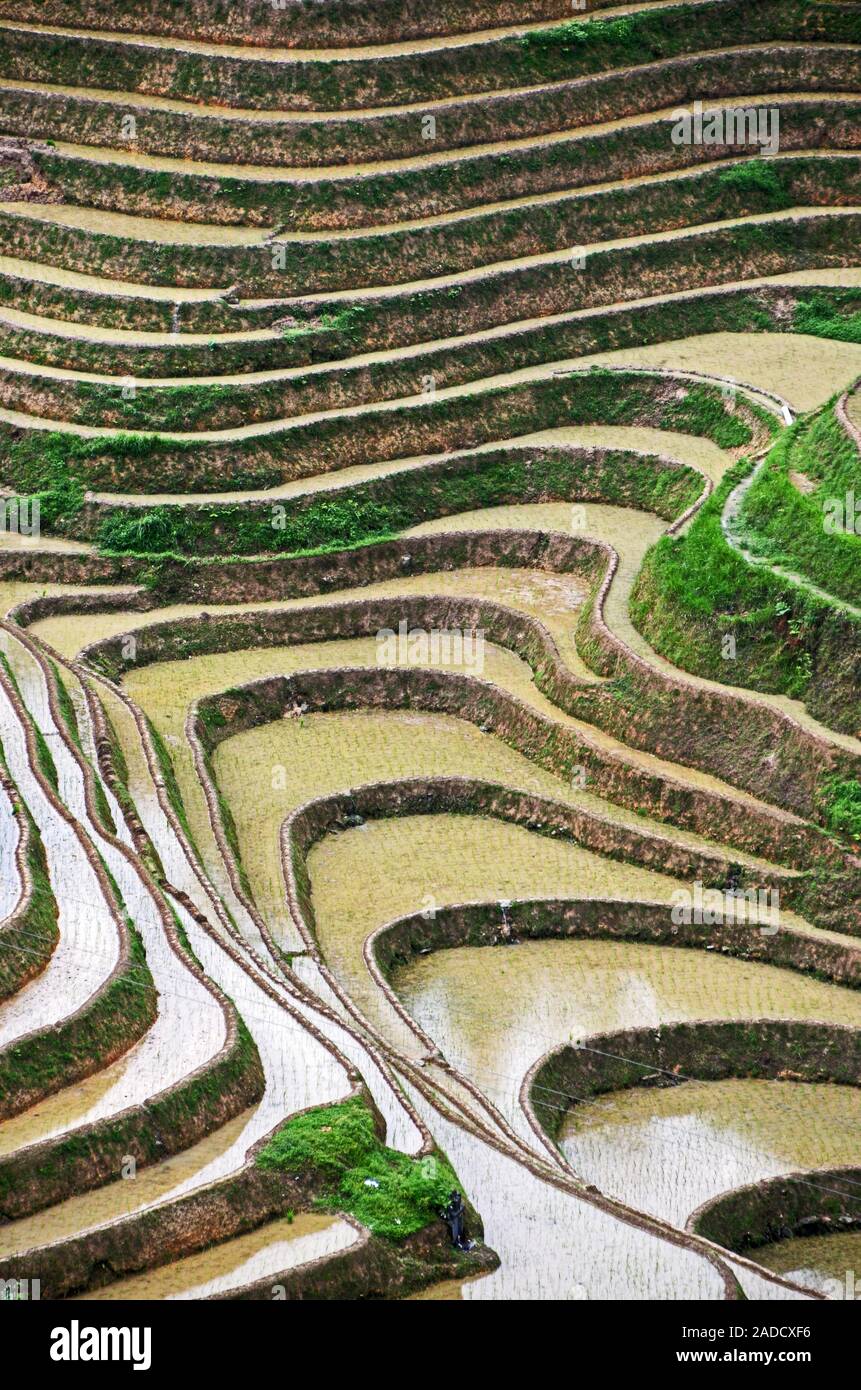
(0, 0, 859, 1308)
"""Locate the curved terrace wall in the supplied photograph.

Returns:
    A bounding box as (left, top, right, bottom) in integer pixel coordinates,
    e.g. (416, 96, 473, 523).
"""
(0, 750, 58, 1000)
(8, 497, 858, 876)
(33, 443, 708, 553)
(368, 898, 861, 1003)
(0, 661, 157, 1121)
(0, 0, 593, 46)
(0, 1, 809, 112)
(0, 634, 265, 1219)
(33, 102, 861, 231)
(31, 515, 854, 858)
(277, 789, 827, 1296)
(0, 1085, 491, 1300)
(0, 368, 774, 495)
(0, 756, 58, 1000)
(2, 278, 858, 403)
(86, 581, 844, 859)
(1, 0, 858, 1310)
(4, 219, 860, 434)
(252, 668, 861, 924)
(185, 662, 823, 895)
(526, 1018, 861, 1144)
(1, 48, 855, 169)
(3, 157, 858, 304)
(689, 1167, 861, 1253)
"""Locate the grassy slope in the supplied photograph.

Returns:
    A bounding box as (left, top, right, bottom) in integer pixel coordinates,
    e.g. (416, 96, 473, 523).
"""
(740, 399, 861, 608)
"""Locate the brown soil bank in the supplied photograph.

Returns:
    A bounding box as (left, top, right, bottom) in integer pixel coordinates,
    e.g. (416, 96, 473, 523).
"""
(0, 1008, 263, 1222)
(0, 1, 820, 111)
(32, 101, 861, 231)
(370, 898, 861, 999)
(92, 589, 835, 870)
(0, 662, 158, 1123)
(205, 670, 850, 914)
(3, 217, 859, 432)
(0, 221, 854, 351)
(11, 521, 859, 874)
(284, 774, 857, 949)
(3, 151, 857, 311)
(0, 940, 156, 1123)
(0, 369, 773, 494)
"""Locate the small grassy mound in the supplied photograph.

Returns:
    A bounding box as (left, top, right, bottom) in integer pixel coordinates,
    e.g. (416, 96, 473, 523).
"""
(818, 776, 861, 845)
(257, 1096, 459, 1241)
(629, 458, 861, 736)
(739, 396, 861, 609)
(630, 461, 819, 696)
(794, 292, 861, 345)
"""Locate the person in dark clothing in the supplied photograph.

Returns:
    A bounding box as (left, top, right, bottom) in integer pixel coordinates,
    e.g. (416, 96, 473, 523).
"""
(441, 1189, 472, 1250)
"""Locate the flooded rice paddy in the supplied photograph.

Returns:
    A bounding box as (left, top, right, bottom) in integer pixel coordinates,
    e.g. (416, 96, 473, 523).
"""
(574, 333, 861, 414)
(211, 704, 794, 952)
(86, 422, 743, 507)
(406, 501, 861, 755)
(753, 1231, 861, 1298)
(77, 1213, 359, 1301)
(1, 420, 856, 1297)
(0, 633, 227, 1148)
(558, 1079, 861, 1227)
(0, 670, 121, 1054)
(389, 919, 861, 1140)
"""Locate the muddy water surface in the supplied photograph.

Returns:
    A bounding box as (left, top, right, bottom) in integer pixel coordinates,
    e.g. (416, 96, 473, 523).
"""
(389, 930, 861, 1140)
(558, 1078, 861, 1226)
(213, 706, 792, 949)
(576, 333, 861, 413)
(0, 578, 128, 621)
(94, 683, 421, 1160)
(90, 422, 734, 505)
(0, 201, 269, 246)
(0, 633, 229, 1156)
(401, 1076, 740, 1301)
(0, 1109, 252, 1259)
(753, 1230, 861, 1297)
(34, 565, 591, 675)
(78, 1213, 358, 1300)
(0, 678, 120, 1054)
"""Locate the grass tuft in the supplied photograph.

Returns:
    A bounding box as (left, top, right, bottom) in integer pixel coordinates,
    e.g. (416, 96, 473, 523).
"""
(257, 1096, 459, 1241)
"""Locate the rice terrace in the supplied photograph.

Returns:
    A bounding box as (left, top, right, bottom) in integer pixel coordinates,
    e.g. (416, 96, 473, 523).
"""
(0, 0, 860, 1327)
